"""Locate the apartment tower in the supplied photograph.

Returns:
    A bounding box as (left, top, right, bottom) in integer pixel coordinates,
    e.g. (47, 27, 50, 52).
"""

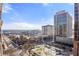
(54, 10, 73, 45)
(42, 25, 54, 36)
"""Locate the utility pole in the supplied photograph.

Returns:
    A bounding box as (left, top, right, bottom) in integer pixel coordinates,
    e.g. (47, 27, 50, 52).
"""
(0, 3, 3, 56)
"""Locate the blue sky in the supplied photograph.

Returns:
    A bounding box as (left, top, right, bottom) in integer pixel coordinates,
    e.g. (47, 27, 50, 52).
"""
(2, 3, 74, 30)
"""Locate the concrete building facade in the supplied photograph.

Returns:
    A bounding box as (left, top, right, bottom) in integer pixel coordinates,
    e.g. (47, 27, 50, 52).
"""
(73, 3, 79, 56)
(42, 25, 54, 36)
(54, 10, 73, 45)
(0, 3, 3, 56)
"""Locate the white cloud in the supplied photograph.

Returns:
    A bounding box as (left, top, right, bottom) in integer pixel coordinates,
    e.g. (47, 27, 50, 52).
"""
(42, 3, 49, 6)
(2, 17, 54, 30)
(2, 22, 41, 30)
(2, 4, 41, 30)
(2, 3, 54, 30)
(2, 3, 13, 13)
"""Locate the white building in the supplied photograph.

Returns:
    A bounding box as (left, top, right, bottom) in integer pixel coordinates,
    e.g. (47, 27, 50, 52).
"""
(42, 25, 54, 36)
(54, 10, 74, 45)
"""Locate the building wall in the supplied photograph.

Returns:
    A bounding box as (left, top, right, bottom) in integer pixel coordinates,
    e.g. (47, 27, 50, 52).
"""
(54, 10, 73, 45)
(42, 25, 54, 36)
(73, 3, 79, 56)
(0, 3, 2, 20)
(0, 3, 2, 14)
(67, 13, 73, 38)
(0, 3, 2, 56)
(54, 11, 67, 37)
(0, 3, 2, 41)
(74, 3, 79, 41)
(56, 36, 73, 45)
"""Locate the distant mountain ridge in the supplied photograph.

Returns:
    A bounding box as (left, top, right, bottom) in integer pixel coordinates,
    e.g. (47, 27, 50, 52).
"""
(2, 30, 41, 34)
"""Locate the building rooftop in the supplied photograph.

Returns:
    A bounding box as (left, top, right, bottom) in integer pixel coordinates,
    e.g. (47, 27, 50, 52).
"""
(56, 10, 67, 15)
(42, 25, 53, 27)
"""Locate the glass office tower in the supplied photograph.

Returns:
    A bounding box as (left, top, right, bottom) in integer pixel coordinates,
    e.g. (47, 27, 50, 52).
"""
(54, 10, 73, 45)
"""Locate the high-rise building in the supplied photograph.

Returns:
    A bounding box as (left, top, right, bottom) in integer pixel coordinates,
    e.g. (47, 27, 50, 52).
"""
(42, 25, 54, 36)
(0, 3, 3, 56)
(73, 3, 79, 56)
(54, 10, 73, 45)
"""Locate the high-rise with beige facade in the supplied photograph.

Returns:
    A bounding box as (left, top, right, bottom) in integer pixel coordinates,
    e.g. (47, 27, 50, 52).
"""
(54, 10, 73, 45)
(42, 25, 54, 36)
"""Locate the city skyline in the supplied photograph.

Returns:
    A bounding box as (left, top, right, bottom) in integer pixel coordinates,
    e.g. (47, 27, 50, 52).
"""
(0, 3, 76, 56)
(2, 3, 74, 30)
